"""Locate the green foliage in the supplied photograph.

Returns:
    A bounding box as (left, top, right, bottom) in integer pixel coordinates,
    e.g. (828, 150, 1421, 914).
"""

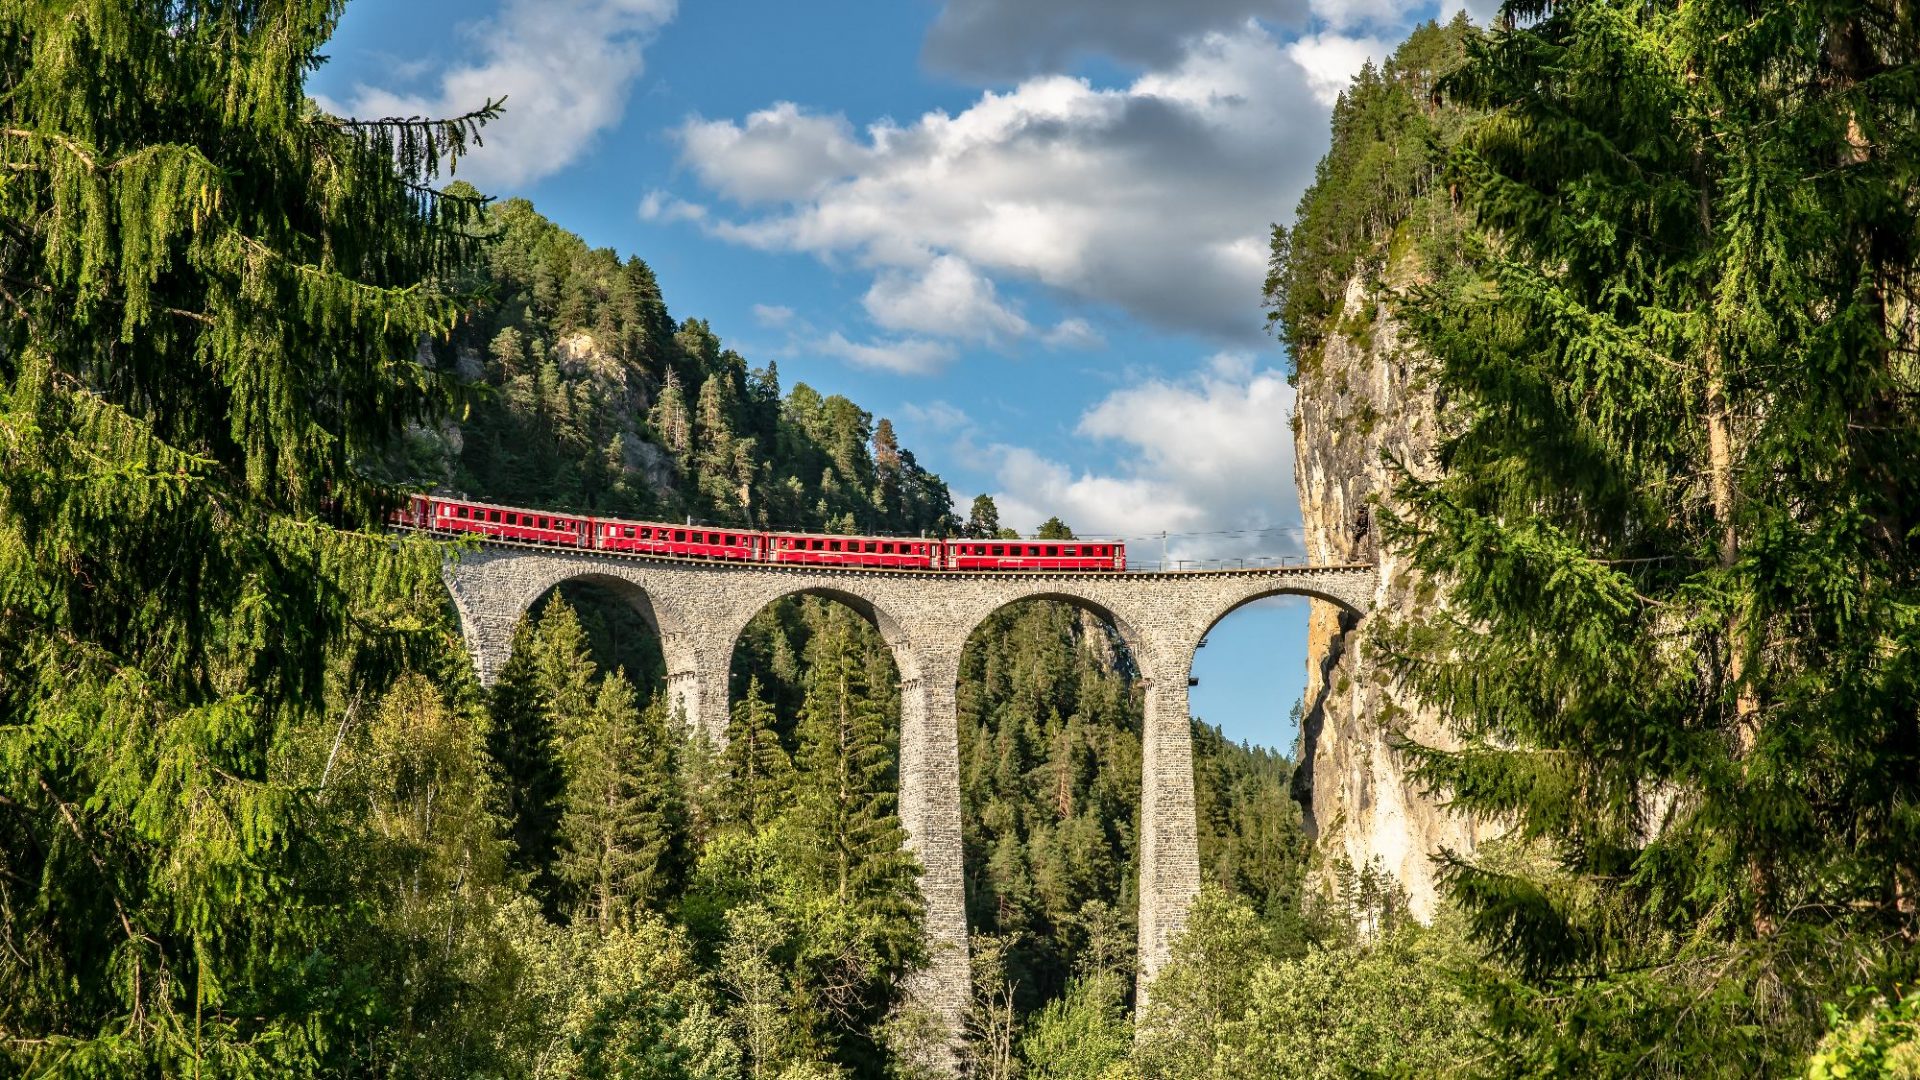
(1136, 889, 1481, 1080)
(413, 197, 956, 536)
(555, 674, 687, 928)
(1017, 973, 1132, 1080)
(966, 495, 1003, 539)
(511, 912, 742, 1079)
(725, 677, 795, 830)
(791, 611, 921, 926)
(0, 1, 495, 1071)
(1806, 991, 1920, 1080)
(1357, 0, 1920, 1073)
(1265, 15, 1478, 377)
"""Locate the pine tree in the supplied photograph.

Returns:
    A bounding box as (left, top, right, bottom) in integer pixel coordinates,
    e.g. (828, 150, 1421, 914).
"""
(650, 366, 693, 472)
(1036, 516, 1074, 540)
(967, 495, 1004, 539)
(488, 617, 567, 892)
(793, 618, 917, 918)
(1378, 1, 1920, 1072)
(554, 672, 683, 929)
(0, 3, 497, 1069)
(725, 676, 794, 829)
(694, 374, 745, 517)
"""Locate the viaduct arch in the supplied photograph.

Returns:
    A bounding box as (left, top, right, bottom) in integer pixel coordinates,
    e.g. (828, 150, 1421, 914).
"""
(443, 542, 1377, 1065)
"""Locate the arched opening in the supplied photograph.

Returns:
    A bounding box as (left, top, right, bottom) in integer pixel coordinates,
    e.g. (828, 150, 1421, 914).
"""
(484, 573, 673, 922)
(530, 574, 669, 695)
(955, 594, 1147, 1016)
(709, 588, 922, 1073)
(1184, 587, 1355, 953)
(729, 588, 905, 723)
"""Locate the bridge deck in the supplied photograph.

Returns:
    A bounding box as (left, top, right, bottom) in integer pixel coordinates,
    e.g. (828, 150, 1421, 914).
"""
(419, 532, 1370, 579)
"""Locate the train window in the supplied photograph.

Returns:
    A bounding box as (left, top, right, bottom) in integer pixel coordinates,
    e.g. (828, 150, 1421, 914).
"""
(623, 527, 635, 538)
(1064, 547, 1077, 555)
(675, 531, 685, 542)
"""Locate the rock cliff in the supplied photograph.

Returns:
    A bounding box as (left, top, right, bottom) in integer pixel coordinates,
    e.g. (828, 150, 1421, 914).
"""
(1290, 274, 1491, 921)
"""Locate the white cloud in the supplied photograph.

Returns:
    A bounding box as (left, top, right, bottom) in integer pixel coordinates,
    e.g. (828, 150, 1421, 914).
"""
(751, 303, 796, 328)
(989, 361, 1301, 565)
(1041, 317, 1104, 349)
(639, 189, 707, 223)
(667, 25, 1336, 342)
(814, 332, 956, 375)
(677, 102, 869, 202)
(322, 0, 675, 191)
(863, 255, 1031, 342)
(1285, 32, 1390, 106)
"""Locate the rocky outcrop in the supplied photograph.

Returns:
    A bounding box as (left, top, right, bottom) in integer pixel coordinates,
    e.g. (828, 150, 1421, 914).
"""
(1291, 275, 1492, 921)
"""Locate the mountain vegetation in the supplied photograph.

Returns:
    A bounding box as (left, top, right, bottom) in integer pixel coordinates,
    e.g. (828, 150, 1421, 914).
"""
(1273, 3, 1920, 1077)
(13, 1, 1912, 1077)
(0, 5, 1325, 1076)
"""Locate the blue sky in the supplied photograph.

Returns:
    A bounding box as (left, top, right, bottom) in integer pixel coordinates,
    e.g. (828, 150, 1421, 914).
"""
(311, 0, 1484, 750)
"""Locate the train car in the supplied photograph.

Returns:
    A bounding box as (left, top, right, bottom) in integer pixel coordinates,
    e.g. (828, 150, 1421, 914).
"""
(767, 532, 940, 570)
(429, 497, 590, 547)
(944, 539, 1125, 572)
(596, 521, 758, 562)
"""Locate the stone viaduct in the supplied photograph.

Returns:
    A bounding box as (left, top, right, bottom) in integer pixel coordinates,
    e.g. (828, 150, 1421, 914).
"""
(442, 541, 1376, 1058)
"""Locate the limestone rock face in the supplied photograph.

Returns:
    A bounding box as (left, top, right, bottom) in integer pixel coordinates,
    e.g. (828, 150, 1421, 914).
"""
(1291, 275, 1491, 921)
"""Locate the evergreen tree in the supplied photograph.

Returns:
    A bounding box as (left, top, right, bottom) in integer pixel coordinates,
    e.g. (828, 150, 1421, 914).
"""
(725, 676, 794, 829)
(793, 617, 918, 918)
(554, 673, 684, 929)
(488, 604, 580, 903)
(0, 3, 495, 1069)
(1375, 0, 1920, 1072)
(967, 495, 1003, 539)
(1036, 516, 1074, 540)
(650, 366, 694, 473)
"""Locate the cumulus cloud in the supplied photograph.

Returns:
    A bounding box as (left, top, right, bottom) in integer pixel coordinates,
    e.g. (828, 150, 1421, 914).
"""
(921, 0, 1312, 80)
(1286, 32, 1392, 106)
(322, 0, 675, 190)
(863, 255, 1031, 342)
(814, 332, 956, 375)
(669, 24, 1333, 341)
(988, 358, 1302, 565)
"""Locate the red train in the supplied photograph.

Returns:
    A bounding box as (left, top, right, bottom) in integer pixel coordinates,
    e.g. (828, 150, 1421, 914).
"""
(397, 494, 1125, 572)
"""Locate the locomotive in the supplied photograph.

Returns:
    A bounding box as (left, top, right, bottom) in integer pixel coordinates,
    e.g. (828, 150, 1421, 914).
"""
(397, 494, 1126, 572)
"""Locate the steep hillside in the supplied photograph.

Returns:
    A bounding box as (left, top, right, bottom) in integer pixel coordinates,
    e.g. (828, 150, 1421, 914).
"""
(1270, 15, 1494, 919)
(399, 193, 955, 538)
(418, 196, 1312, 1048)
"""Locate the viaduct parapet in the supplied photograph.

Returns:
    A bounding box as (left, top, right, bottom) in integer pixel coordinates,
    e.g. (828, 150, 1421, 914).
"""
(442, 541, 1376, 1065)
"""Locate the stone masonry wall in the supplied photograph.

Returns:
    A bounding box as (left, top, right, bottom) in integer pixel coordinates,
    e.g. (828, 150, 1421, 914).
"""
(441, 544, 1376, 1065)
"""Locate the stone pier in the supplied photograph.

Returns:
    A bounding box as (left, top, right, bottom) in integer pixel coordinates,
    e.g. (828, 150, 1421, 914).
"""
(442, 543, 1375, 1065)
